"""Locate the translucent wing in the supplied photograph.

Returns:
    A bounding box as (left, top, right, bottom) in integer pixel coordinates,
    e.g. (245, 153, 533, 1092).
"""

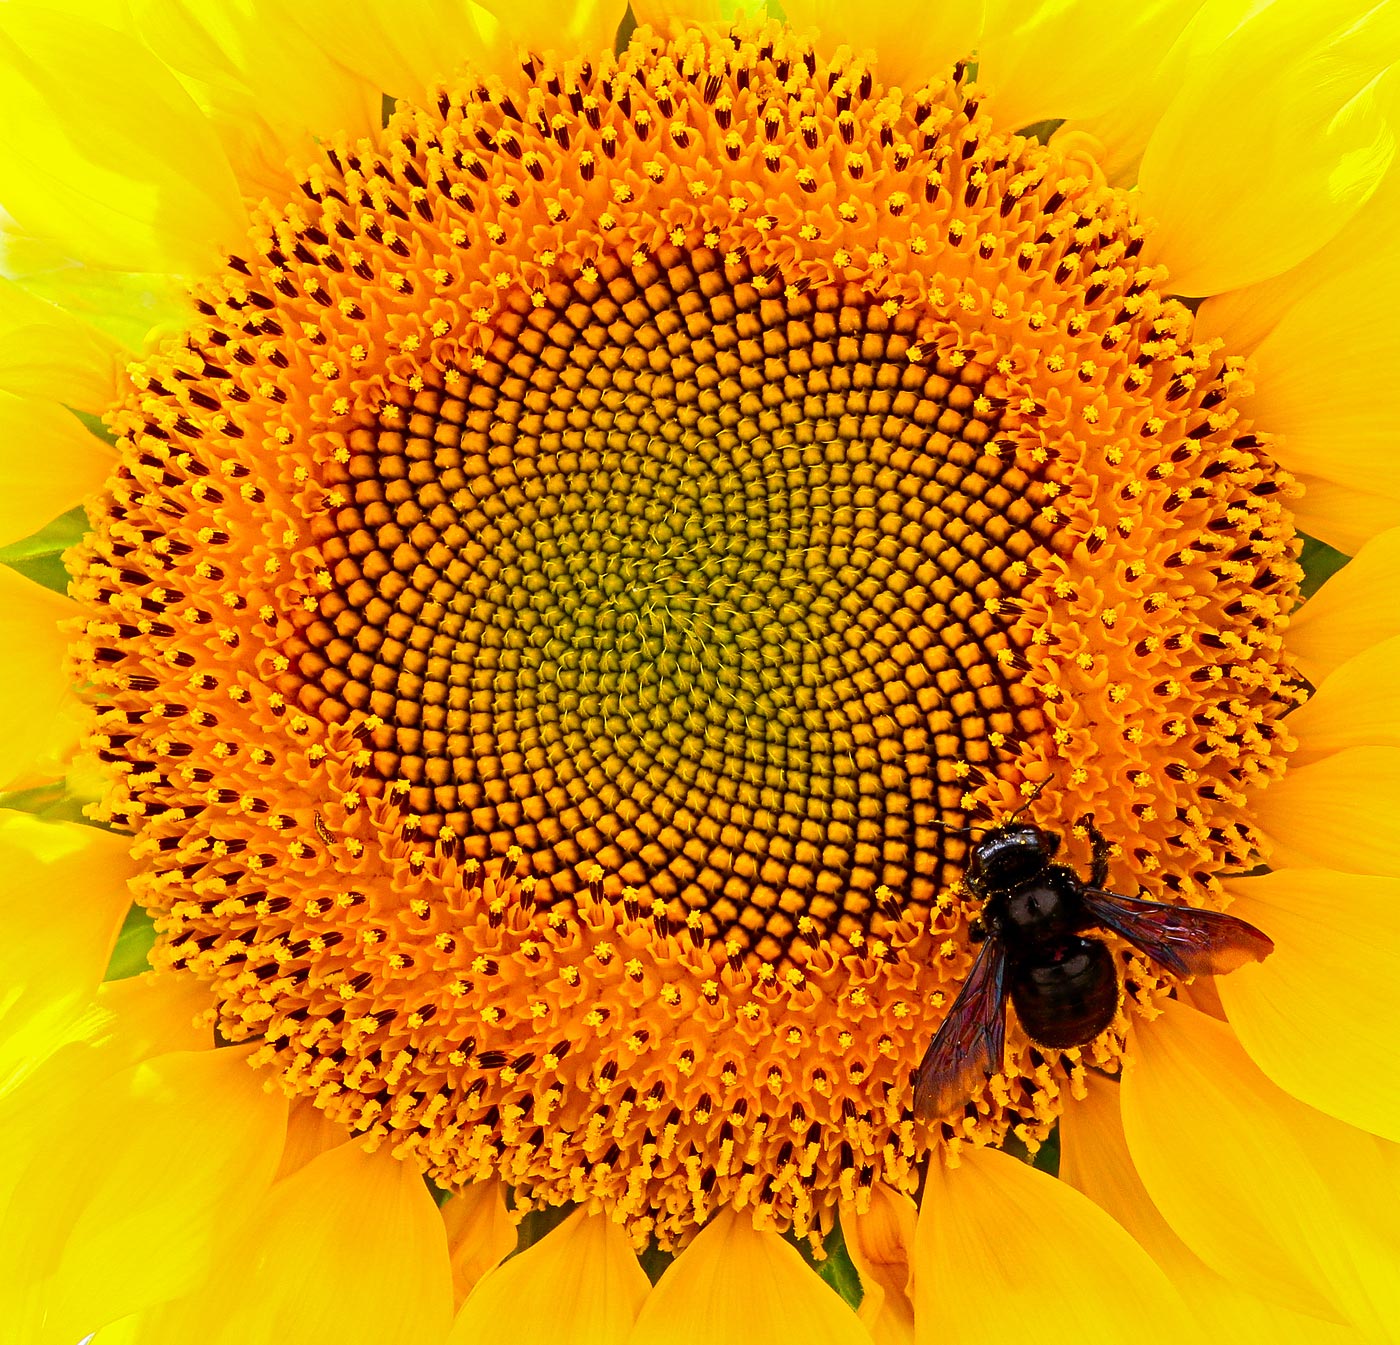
(1080, 888, 1273, 979)
(912, 937, 1008, 1125)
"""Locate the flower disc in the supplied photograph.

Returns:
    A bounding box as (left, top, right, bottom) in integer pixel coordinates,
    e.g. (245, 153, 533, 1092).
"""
(72, 21, 1300, 1246)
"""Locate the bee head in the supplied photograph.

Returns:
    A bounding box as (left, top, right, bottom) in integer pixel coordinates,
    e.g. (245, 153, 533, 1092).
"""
(966, 823, 1058, 896)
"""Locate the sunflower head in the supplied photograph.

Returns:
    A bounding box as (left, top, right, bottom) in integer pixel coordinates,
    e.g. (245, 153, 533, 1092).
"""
(55, 14, 1309, 1255)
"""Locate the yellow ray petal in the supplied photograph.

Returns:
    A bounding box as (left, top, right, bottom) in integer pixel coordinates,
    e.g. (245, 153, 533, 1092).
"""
(1122, 999, 1400, 1335)
(0, 4, 246, 275)
(131, 0, 382, 203)
(1288, 476, 1400, 558)
(273, 0, 497, 105)
(0, 568, 77, 790)
(474, 0, 630, 56)
(1, 1045, 287, 1345)
(841, 1185, 915, 1345)
(0, 972, 210, 1160)
(442, 1177, 517, 1308)
(1286, 636, 1400, 763)
(272, 1096, 360, 1181)
(631, 1206, 871, 1345)
(0, 810, 134, 1030)
(1062, 1071, 1366, 1342)
(1197, 148, 1400, 357)
(1220, 869, 1400, 1144)
(1255, 746, 1400, 876)
(0, 275, 124, 412)
(782, 0, 983, 91)
(0, 973, 213, 1268)
(1060, 0, 1256, 188)
(632, 0, 723, 32)
(212, 1141, 453, 1345)
(0, 393, 112, 546)
(975, 0, 1206, 132)
(1138, 0, 1400, 297)
(914, 1145, 1190, 1345)
(83, 1136, 455, 1345)
(452, 1206, 647, 1344)
(15, 264, 193, 360)
(1285, 526, 1400, 683)
(1244, 256, 1400, 506)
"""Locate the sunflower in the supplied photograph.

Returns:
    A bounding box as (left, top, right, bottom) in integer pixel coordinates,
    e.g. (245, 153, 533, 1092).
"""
(1, 0, 1398, 1339)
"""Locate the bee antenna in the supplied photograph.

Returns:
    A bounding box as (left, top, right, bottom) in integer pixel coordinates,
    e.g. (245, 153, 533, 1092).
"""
(923, 814, 985, 838)
(1006, 773, 1054, 822)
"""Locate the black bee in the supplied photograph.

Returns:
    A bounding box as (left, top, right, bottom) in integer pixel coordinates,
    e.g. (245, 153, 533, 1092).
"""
(912, 813, 1273, 1123)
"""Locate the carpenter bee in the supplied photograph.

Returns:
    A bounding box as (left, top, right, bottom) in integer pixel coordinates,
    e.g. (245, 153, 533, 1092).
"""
(912, 813, 1273, 1123)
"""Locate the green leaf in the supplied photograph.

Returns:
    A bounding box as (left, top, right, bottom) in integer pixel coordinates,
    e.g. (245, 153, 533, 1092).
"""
(1299, 533, 1349, 600)
(1000, 1119, 1060, 1176)
(616, 4, 638, 54)
(70, 409, 118, 446)
(105, 902, 157, 980)
(0, 504, 87, 594)
(1019, 118, 1066, 144)
(808, 1214, 864, 1311)
(507, 1201, 575, 1259)
(1032, 1122, 1061, 1176)
(0, 780, 112, 827)
(638, 1241, 674, 1286)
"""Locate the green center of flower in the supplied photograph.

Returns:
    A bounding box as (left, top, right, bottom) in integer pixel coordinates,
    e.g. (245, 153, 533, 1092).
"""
(301, 248, 1049, 956)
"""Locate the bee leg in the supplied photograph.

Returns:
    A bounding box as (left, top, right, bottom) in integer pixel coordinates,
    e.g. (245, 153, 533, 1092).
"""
(1079, 812, 1112, 887)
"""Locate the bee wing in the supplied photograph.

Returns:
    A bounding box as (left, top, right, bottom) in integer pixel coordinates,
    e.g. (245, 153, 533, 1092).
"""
(912, 937, 1008, 1125)
(1080, 887, 1273, 979)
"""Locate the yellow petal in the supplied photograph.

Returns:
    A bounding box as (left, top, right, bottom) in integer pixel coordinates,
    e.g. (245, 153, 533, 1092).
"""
(274, 0, 497, 104)
(131, 0, 382, 203)
(0, 810, 134, 1029)
(1, 1045, 287, 1345)
(1123, 999, 1400, 1335)
(0, 972, 210, 1172)
(442, 1177, 517, 1308)
(1243, 256, 1400, 506)
(0, 393, 111, 546)
(1, 971, 210, 1111)
(453, 1207, 647, 1344)
(632, 0, 723, 32)
(211, 1141, 453, 1345)
(1255, 747, 1400, 876)
(272, 1096, 360, 1181)
(1286, 526, 1400, 683)
(474, 0, 629, 56)
(1286, 636, 1400, 763)
(0, 275, 124, 412)
(87, 1137, 455, 1345)
(0, 4, 246, 275)
(1220, 870, 1400, 1144)
(1197, 146, 1400, 357)
(1060, 0, 1258, 188)
(1289, 476, 1400, 558)
(0, 568, 77, 790)
(1138, 1, 1400, 296)
(915, 1145, 1190, 1345)
(842, 1185, 915, 1345)
(782, 0, 983, 90)
(632, 1206, 871, 1345)
(16, 264, 192, 358)
(0, 973, 212, 1257)
(1061, 1071, 1366, 1342)
(976, 0, 1205, 132)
